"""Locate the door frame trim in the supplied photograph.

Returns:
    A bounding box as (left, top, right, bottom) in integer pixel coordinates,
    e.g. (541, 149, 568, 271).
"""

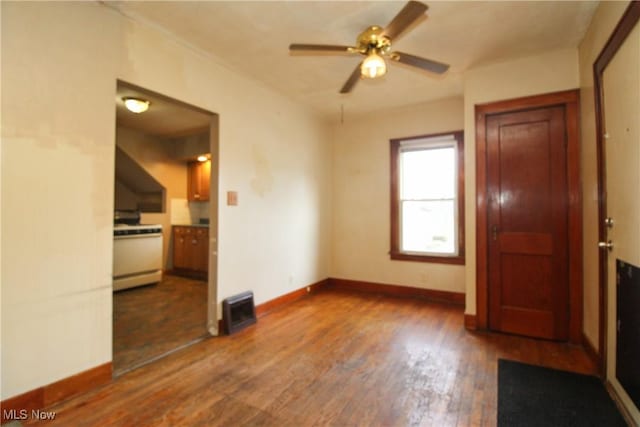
(594, 0, 640, 377)
(475, 89, 582, 343)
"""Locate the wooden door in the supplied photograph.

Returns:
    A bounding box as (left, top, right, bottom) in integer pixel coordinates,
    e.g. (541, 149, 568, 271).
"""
(486, 106, 569, 340)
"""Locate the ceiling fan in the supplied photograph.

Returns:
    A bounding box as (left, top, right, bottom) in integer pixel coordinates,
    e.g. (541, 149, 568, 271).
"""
(289, 1, 449, 94)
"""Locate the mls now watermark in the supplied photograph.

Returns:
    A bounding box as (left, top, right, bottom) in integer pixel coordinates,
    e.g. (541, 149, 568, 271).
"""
(3, 409, 57, 421)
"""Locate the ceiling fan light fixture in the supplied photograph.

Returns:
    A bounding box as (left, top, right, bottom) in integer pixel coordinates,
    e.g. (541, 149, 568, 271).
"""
(361, 51, 387, 79)
(288, 1, 446, 93)
(123, 97, 150, 114)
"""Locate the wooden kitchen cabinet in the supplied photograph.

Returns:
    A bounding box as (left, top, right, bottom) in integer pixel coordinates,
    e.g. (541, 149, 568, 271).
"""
(173, 226, 191, 271)
(193, 228, 209, 273)
(187, 160, 210, 202)
(172, 226, 209, 278)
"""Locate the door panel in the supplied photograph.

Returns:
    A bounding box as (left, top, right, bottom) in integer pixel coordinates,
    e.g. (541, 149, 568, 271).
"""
(487, 106, 569, 340)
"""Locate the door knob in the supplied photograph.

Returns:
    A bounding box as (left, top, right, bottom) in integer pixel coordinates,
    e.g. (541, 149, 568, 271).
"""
(598, 240, 613, 251)
(604, 217, 614, 228)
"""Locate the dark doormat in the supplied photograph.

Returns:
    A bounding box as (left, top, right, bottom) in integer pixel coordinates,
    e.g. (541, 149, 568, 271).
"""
(498, 359, 627, 427)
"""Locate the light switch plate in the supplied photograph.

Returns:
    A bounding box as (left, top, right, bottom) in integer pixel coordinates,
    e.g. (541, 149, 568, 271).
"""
(227, 191, 238, 206)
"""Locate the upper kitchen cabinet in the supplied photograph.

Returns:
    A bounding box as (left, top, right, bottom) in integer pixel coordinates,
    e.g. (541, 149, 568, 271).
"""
(187, 159, 210, 201)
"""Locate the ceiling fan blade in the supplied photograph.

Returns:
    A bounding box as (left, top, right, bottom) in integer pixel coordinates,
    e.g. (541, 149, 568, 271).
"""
(340, 63, 362, 94)
(390, 51, 449, 74)
(382, 1, 428, 41)
(289, 44, 356, 53)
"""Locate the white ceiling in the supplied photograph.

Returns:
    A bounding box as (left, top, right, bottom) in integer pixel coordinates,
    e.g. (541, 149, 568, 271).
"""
(108, 1, 598, 121)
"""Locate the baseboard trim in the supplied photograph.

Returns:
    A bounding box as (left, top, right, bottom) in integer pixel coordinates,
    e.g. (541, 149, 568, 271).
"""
(581, 332, 602, 375)
(464, 314, 477, 330)
(0, 388, 43, 424)
(218, 278, 463, 328)
(255, 278, 330, 318)
(328, 278, 465, 306)
(1, 362, 112, 423)
(605, 380, 636, 427)
(216, 279, 330, 335)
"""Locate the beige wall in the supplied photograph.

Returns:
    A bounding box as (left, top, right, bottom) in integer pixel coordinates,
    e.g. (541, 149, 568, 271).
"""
(1, 2, 331, 400)
(1, 1, 121, 401)
(578, 0, 629, 353)
(331, 97, 465, 292)
(462, 48, 580, 314)
(118, 10, 332, 308)
(331, 49, 580, 308)
(116, 125, 189, 269)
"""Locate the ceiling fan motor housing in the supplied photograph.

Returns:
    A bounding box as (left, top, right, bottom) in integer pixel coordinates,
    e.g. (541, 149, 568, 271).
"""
(357, 26, 391, 55)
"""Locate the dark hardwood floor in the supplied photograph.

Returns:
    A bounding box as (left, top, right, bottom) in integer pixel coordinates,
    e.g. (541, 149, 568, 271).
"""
(32, 289, 596, 426)
(113, 274, 208, 376)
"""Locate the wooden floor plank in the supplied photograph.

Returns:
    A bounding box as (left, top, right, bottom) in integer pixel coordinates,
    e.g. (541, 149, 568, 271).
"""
(113, 274, 208, 375)
(23, 289, 597, 426)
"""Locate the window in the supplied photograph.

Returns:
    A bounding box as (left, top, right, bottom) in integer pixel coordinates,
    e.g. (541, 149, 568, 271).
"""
(390, 131, 464, 264)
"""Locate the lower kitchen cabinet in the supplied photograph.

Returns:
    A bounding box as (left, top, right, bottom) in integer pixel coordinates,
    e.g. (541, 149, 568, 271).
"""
(172, 226, 209, 279)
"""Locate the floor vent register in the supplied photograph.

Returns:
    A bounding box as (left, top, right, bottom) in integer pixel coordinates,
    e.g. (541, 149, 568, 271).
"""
(222, 291, 257, 334)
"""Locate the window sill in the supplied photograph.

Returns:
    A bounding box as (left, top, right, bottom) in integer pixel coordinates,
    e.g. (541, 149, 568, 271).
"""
(390, 251, 465, 265)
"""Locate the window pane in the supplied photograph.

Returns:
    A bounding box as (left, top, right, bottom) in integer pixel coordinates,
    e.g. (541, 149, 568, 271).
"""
(400, 147, 455, 200)
(401, 200, 456, 254)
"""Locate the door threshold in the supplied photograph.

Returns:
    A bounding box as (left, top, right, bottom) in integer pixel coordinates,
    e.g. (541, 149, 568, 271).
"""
(113, 333, 211, 378)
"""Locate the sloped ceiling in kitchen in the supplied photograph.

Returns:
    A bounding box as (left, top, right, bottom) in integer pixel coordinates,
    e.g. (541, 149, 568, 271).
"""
(114, 146, 165, 212)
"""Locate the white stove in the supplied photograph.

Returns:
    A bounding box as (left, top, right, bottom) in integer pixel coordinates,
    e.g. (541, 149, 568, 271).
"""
(113, 223, 163, 291)
(114, 223, 163, 236)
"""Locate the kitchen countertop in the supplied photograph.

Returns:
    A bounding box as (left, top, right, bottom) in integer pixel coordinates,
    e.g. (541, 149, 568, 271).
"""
(172, 224, 209, 228)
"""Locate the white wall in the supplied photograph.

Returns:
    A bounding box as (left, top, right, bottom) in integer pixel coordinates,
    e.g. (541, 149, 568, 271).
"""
(1, 1, 331, 400)
(462, 48, 580, 314)
(331, 97, 465, 292)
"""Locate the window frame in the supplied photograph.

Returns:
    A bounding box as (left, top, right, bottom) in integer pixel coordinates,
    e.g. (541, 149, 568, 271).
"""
(390, 130, 465, 264)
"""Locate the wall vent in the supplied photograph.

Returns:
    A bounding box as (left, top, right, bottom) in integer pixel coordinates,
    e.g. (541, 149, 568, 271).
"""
(222, 291, 257, 335)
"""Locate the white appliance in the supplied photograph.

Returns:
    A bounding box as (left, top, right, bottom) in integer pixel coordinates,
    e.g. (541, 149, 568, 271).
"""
(113, 223, 163, 291)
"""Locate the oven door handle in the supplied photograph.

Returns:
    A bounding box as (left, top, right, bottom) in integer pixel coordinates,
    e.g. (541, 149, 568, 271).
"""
(114, 234, 162, 240)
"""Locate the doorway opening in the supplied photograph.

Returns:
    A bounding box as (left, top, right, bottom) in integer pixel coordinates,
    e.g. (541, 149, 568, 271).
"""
(112, 81, 219, 376)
